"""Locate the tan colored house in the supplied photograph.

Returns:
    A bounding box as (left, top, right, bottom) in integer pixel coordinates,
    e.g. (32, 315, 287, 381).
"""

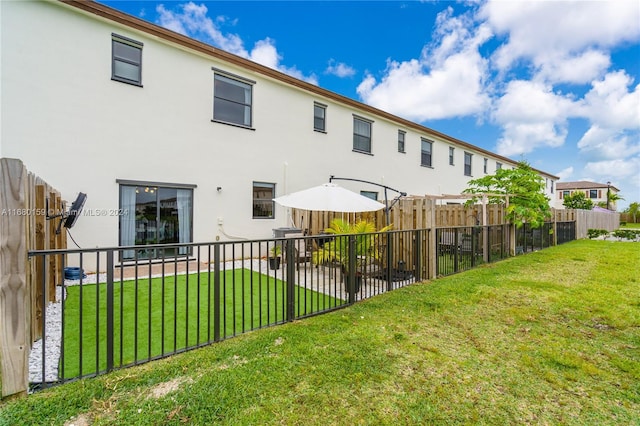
(555, 181, 620, 210)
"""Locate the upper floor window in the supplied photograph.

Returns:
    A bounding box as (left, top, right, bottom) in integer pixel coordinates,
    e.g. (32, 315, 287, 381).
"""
(314, 103, 326, 132)
(353, 116, 372, 153)
(496, 162, 503, 171)
(562, 190, 570, 198)
(550, 181, 554, 193)
(483, 158, 488, 174)
(421, 138, 433, 167)
(449, 147, 455, 165)
(398, 130, 406, 153)
(589, 189, 598, 199)
(464, 152, 473, 176)
(112, 34, 143, 86)
(253, 182, 275, 218)
(213, 70, 254, 128)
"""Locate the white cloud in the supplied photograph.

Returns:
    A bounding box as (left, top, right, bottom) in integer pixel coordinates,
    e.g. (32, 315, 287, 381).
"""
(155, 2, 316, 83)
(156, 3, 246, 56)
(579, 71, 640, 130)
(584, 157, 640, 189)
(536, 50, 611, 85)
(481, 0, 640, 83)
(245, 39, 317, 84)
(574, 71, 640, 173)
(555, 166, 574, 181)
(577, 126, 640, 161)
(325, 59, 356, 78)
(492, 80, 576, 156)
(356, 7, 491, 121)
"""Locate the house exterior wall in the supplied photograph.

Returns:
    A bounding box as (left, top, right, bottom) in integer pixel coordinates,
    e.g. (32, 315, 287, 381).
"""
(1, 1, 558, 254)
(554, 185, 618, 210)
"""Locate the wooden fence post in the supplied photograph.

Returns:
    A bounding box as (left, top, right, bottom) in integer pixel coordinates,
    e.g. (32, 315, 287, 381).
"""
(0, 158, 29, 398)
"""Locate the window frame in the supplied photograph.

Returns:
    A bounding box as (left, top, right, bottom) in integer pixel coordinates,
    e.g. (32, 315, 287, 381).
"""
(212, 68, 255, 129)
(117, 179, 196, 262)
(449, 147, 455, 166)
(464, 152, 473, 176)
(111, 34, 143, 86)
(253, 181, 276, 219)
(421, 138, 433, 167)
(589, 189, 598, 199)
(314, 102, 327, 133)
(496, 162, 503, 171)
(398, 130, 406, 153)
(483, 158, 488, 174)
(353, 116, 373, 154)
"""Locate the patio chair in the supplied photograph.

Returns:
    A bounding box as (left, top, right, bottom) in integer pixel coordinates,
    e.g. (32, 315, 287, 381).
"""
(283, 233, 314, 269)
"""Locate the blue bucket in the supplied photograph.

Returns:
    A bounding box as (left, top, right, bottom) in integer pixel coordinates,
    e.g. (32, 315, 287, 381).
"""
(64, 267, 86, 280)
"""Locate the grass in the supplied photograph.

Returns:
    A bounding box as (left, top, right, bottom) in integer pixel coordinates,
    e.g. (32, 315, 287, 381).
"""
(621, 221, 640, 229)
(61, 269, 341, 379)
(2, 239, 638, 425)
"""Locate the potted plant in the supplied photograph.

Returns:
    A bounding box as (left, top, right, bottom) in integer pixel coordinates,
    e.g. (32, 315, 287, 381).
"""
(268, 243, 282, 270)
(312, 218, 392, 293)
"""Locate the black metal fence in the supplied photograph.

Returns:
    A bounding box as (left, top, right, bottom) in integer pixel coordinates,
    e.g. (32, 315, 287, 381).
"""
(556, 221, 576, 245)
(512, 221, 577, 255)
(27, 229, 425, 390)
(28, 222, 576, 391)
(436, 225, 511, 276)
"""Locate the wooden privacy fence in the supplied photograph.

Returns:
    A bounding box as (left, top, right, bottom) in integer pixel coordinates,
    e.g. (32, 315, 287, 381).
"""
(0, 158, 66, 398)
(293, 197, 529, 235)
(292, 198, 618, 238)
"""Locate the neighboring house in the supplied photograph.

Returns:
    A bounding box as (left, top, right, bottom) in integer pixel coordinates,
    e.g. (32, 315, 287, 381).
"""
(1, 0, 558, 262)
(555, 181, 620, 210)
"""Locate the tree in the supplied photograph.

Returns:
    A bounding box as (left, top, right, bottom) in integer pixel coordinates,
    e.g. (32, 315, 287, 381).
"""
(564, 192, 594, 210)
(605, 190, 624, 210)
(463, 161, 551, 228)
(624, 202, 639, 222)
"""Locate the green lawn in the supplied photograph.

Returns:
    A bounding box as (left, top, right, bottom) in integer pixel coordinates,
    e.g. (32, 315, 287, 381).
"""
(61, 269, 341, 379)
(3, 240, 638, 425)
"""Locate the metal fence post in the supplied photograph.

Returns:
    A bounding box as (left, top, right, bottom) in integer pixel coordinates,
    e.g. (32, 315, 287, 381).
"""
(347, 236, 356, 304)
(213, 244, 221, 342)
(414, 230, 422, 282)
(106, 250, 114, 373)
(285, 238, 296, 321)
(386, 232, 393, 292)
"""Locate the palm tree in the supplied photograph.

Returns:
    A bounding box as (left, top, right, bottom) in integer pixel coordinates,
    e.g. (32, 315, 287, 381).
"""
(624, 202, 639, 223)
(312, 218, 392, 292)
(606, 190, 624, 210)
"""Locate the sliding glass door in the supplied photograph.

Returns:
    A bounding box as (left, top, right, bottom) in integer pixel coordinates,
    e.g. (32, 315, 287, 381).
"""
(119, 183, 193, 260)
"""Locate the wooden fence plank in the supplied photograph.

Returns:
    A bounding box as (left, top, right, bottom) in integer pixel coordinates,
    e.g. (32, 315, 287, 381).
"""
(0, 158, 29, 398)
(32, 185, 47, 341)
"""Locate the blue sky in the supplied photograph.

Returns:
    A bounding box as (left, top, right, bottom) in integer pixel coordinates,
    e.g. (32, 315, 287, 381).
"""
(101, 0, 640, 209)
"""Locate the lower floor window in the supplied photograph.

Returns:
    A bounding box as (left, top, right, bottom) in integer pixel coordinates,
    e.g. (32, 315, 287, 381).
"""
(119, 183, 194, 260)
(253, 182, 275, 218)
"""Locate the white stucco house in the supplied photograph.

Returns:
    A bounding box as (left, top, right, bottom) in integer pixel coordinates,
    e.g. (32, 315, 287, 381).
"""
(1, 0, 558, 261)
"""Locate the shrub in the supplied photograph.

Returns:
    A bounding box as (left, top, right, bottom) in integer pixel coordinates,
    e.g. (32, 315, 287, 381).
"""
(587, 229, 609, 239)
(612, 229, 640, 240)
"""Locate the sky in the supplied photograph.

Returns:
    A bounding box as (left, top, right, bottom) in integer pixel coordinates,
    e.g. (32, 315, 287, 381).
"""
(100, 0, 640, 210)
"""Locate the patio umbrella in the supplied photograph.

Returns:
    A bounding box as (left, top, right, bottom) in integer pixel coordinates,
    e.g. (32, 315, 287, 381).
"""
(273, 183, 385, 213)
